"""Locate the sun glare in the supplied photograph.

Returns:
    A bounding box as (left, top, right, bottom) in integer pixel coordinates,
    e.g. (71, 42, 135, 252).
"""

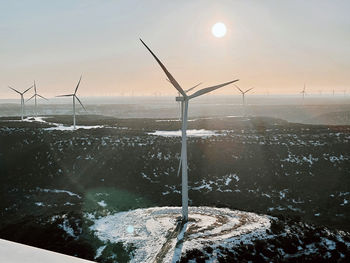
(212, 22, 227, 38)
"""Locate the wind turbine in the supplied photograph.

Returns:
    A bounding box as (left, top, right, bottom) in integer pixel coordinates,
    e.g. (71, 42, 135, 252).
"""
(140, 38, 239, 222)
(234, 85, 253, 116)
(56, 76, 86, 129)
(8, 85, 33, 120)
(27, 81, 48, 117)
(301, 85, 307, 105)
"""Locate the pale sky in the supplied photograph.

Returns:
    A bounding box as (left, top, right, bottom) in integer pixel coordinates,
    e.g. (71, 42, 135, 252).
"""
(1, 0, 350, 98)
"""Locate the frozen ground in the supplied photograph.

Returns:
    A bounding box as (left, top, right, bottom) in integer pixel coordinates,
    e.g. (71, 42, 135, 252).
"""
(89, 206, 271, 262)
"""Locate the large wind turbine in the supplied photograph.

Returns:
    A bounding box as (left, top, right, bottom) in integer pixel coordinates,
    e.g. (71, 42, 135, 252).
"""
(56, 76, 86, 129)
(235, 85, 253, 116)
(27, 81, 48, 117)
(140, 38, 239, 222)
(8, 85, 33, 120)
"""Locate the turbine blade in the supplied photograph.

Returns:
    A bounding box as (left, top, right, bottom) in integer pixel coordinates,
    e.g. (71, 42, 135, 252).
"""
(26, 94, 35, 102)
(74, 75, 82, 95)
(244, 88, 254, 94)
(234, 84, 244, 94)
(75, 96, 86, 111)
(189, 79, 239, 99)
(23, 86, 33, 94)
(37, 94, 48, 100)
(140, 38, 186, 97)
(9, 86, 22, 95)
(56, 94, 74, 97)
(185, 82, 202, 93)
(34, 80, 37, 94)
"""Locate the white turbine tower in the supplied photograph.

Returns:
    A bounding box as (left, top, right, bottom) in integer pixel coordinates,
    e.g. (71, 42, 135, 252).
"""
(235, 85, 253, 116)
(27, 80, 48, 117)
(8, 85, 33, 120)
(140, 38, 239, 222)
(56, 76, 86, 129)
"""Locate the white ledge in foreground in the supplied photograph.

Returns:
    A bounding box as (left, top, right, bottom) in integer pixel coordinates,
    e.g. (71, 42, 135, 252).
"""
(0, 239, 95, 263)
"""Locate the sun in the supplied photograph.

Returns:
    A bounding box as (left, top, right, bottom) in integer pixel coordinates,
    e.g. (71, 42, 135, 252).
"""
(212, 22, 227, 38)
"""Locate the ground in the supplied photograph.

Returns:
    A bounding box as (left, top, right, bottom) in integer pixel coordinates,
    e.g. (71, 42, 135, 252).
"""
(0, 114, 349, 262)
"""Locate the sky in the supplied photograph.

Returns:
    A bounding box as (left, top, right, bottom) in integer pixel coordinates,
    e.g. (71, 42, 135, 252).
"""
(1, 0, 350, 98)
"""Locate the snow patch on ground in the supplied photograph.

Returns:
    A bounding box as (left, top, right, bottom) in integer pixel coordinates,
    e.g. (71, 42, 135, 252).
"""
(36, 188, 81, 199)
(89, 206, 271, 263)
(97, 200, 107, 207)
(11, 116, 105, 131)
(148, 129, 221, 138)
(45, 125, 103, 131)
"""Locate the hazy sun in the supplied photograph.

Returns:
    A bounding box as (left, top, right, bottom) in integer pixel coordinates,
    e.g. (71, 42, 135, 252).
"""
(212, 22, 227, 38)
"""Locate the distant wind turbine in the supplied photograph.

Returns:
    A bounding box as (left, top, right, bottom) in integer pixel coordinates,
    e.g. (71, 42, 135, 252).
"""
(234, 85, 253, 116)
(140, 38, 239, 222)
(27, 81, 48, 117)
(301, 85, 307, 104)
(56, 76, 86, 129)
(8, 85, 33, 120)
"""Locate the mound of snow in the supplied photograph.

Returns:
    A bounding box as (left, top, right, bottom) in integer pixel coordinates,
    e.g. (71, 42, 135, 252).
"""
(89, 206, 270, 262)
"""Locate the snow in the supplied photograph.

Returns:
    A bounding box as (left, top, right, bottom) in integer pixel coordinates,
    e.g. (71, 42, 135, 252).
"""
(95, 245, 107, 259)
(19, 116, 105, 130)
(89, 206, 271, 263)
(23, 116, 48, 123)
(45, 125, 103, 131)
(148, 129, 221, 138)
(340, 199, 348, 206)
(58, 218, 76, 238)
(36, 188, 82, 199)
(0, 238, 94, 263)
(97, 200, 107, 207)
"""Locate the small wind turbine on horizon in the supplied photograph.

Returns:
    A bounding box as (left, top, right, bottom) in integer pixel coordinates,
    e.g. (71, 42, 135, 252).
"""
(8, 85, 33, 120)
(301, 85, 307, 105)
(234, 85, 253, 116)
(140, 38, 239, 222)
(27, 81, 48, 117)
(56, 76, 86, 129)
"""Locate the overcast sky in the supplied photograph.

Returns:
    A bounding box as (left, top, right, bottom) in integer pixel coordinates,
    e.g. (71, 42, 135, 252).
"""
(1, 0, 349, 98)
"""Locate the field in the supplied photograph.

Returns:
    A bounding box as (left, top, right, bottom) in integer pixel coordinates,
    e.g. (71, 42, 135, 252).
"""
(0, 111, 349, 262)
